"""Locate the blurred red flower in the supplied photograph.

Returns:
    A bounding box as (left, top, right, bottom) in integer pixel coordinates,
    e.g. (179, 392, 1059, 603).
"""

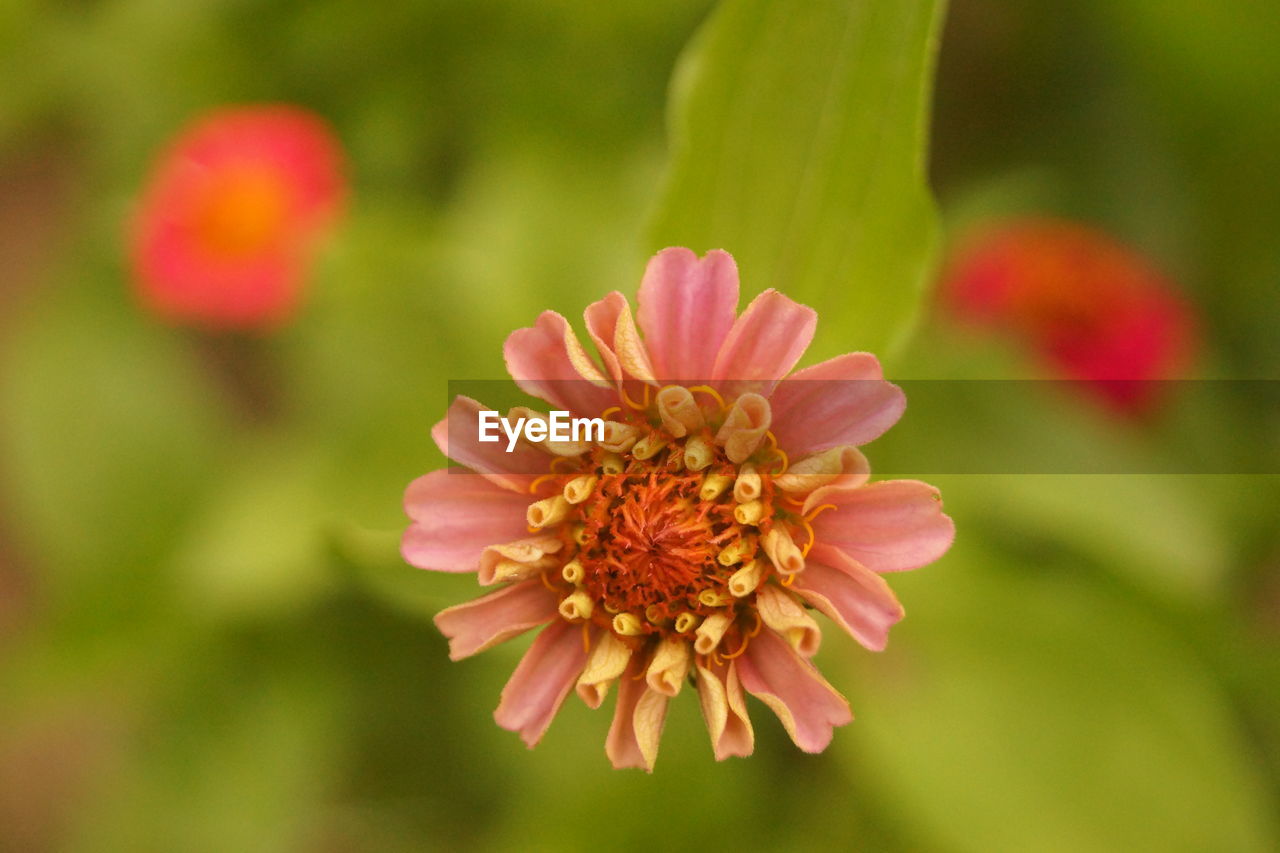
(129, 105, 345, 330)
(943, 220, 1197, 414)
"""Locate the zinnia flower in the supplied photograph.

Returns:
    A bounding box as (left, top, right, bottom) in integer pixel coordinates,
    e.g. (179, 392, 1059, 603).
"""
(403, 248, 954, 769)
(129, 104, 345, 329)
(943, 219, 1197, 414)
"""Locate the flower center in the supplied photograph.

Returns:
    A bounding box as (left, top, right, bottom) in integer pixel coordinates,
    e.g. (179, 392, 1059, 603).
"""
(194, 167, 290, 258)
(523, 387, 799, 652)
(578, 462, 741, 627)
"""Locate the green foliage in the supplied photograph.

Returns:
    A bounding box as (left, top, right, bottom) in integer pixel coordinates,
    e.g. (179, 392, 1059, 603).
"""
(841, 538, 1279, 852)
(649, 0, 944, 361)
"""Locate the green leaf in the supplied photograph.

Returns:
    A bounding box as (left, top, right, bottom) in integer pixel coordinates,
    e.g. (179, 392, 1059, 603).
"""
(647, 0, 944, 361)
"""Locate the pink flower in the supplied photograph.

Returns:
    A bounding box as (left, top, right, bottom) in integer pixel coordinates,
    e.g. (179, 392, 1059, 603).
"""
(403, 248, 954, 769)
(943, 219, 1197, 414)
(128, 105, 345, 330)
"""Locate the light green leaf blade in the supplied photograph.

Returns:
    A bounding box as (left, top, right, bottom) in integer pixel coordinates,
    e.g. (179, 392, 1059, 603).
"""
(648, 0, 944, 360)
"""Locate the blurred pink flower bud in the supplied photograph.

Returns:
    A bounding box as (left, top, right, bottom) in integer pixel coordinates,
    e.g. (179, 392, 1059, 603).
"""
(129, 105, 345, 330)
(944, 219, 1197, 414)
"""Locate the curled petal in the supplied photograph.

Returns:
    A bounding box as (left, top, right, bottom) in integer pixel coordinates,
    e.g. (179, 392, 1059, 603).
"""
(637, 247, 740, 382)
(736, 628, 852, 753)
(695, 657, 754, 760)
(646, 635, 692, 697)
(503, 311, 616, 415)
(810, 479, 956, 573)
(506, 407, 590, 457)
(401, 469, 532, 572)
(476, 536, 564, 585)
(584, 291, 656, 384)
(715, 393, 771, 463)
(433, 580, 559, 660)
(576, 631, 633, 709)
(430, 396, 549, 492)
(755, 585, 822, 657)
(769, 352, 906, 455)
(761, 527, 805, 576)
(712, 289, 816, 396)
(774, 445, 870, 495)
(793, 545, 904, 651)
(655, 385, 705, 438)
(606, 657, 669, 772)
(494, 620, 593, 748)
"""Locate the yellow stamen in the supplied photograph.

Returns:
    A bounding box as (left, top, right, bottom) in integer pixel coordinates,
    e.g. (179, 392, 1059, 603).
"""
(697, 588, 731, 608)
(563, 474, 598, 504)
(582, 622, 592, 653)
(612, 613, 645, 636)
(798, 504, 835, 558)
(673, 612, 701, 634)
(771, 447, 790, 476)
(717, 535, 757, 566)
(720, 613, 763, 660)
(733, 463, 762, 502)
(733, 500, 765, 526)
(558, 589, 594, 621)
(684, 435, 714, 471)
(527, 495, 571, 529)
(799, 516, 817, 558)
(687, 384, 727, 411)
(601, 452, 626, 475)
(804, 503, 838, 521)
(700, 473, 732, 501)
(620, 383, 651, 411)
(632, 433, 669, 460)
(600, 406, 622, 419)
(528, 472, 559, 495)
(561, 559, 584, 585)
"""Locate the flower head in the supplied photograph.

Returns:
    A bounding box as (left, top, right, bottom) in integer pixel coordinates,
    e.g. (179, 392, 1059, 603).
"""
(129, 105, 345, 329)
(403, 248, 954, 769)
(943, 219, 1197, 413)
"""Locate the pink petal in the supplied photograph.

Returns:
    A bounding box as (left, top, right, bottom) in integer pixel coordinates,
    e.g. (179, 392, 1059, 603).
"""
(434, 580, 559, 660)
(494, 620, 591, 748)
(793, 544, 905, 651)
(736, 628, 852, 753)
(503, 311, 617, 416)
(606, 657, 669, 771)
(401, 470, 533, 572)
(430, 396, 549, 492)
(584, 291, 656, 384)
(769, 353, 907, 455)
(636, 248, 739, 382)
(811, 480, 956, 573)
(711, 289, 817, 396)
(695, 657, 755, 761)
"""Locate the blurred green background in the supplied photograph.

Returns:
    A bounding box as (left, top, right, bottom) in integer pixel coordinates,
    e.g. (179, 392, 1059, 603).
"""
(1, 0, 1278, 850)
